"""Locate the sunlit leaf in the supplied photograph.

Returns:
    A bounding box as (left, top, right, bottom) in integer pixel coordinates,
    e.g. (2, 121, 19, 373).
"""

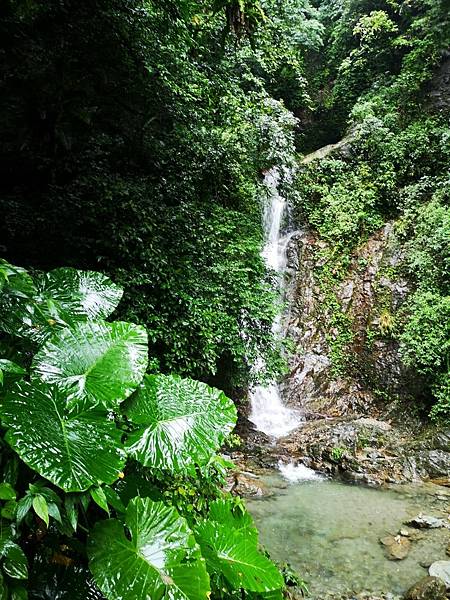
(195, 520, 283, 593)
(32, 321, 148, 410)
(0, 381, 126, 492)
(89, 497, 210, 600)
(32, 496, 49, 527)
(124, 375, 236, 472)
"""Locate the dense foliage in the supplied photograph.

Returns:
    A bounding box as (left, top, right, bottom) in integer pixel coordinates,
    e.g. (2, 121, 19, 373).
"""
(292, 0, 450, 420)
(0, 0, 315, 390)
(1, 1, 449, 596)
(0, 260, 288, 599)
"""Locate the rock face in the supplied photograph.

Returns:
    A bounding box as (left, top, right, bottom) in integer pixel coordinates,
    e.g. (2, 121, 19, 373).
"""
(427, 54, 450, 113)
(404, 576, 447, 600)
(271, 217, 450, 484)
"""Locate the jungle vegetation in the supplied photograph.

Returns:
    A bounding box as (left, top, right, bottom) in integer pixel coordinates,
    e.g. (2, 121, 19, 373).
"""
(0, 0, 449, 598)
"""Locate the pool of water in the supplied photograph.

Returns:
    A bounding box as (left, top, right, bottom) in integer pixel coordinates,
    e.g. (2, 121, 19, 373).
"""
(247, 471, 450, 599)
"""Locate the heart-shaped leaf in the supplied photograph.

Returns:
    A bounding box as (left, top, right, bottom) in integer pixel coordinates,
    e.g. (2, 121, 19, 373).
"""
(32, 321, 148, 409)
(124, 375, 237, 473)
(195, 519, 283, 593)
(0, 381, 126, 492)
(208, 498, 258, 542)
(88, 497, 210, 600)
(0, 262, 123, 344)
(36, 268, 123, 322)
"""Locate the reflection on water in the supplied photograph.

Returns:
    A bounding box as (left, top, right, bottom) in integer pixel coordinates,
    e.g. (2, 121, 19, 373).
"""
(247, 473, 450, 598)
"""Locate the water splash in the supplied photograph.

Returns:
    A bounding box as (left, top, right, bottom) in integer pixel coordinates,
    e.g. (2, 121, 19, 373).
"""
(278, 461, 324, 483)
(249, 170, 302, 438)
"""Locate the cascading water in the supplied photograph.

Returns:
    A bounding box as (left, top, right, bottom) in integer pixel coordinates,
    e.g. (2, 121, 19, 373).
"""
(249, 170, 302, 438)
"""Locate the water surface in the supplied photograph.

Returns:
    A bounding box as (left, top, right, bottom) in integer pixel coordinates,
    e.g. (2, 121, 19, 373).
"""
(247, 472, 450, 598)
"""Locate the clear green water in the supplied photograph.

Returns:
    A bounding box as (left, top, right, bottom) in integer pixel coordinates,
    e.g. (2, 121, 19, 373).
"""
(247, 473, 450, 599)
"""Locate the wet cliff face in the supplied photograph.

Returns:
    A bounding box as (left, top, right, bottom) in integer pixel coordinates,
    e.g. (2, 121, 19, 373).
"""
(277, 216, 449, 485)
(283, 223, 413, 417)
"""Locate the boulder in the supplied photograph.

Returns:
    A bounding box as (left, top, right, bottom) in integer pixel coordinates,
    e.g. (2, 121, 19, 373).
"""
(380, 534, 411, 560)
(428, 561, 450, 588)
(404, 576, 446, 600)
(405, 515, 448, 529)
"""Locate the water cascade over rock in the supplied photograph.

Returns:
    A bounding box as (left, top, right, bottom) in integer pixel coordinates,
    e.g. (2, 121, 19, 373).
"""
(248, 170, 302, 438)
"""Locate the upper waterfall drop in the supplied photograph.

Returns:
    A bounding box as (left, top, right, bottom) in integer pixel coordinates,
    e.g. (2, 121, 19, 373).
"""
(249, 169, 302, 438)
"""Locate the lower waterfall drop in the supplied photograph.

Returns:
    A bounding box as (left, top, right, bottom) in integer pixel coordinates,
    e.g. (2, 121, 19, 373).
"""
(249, 170, 302, 438)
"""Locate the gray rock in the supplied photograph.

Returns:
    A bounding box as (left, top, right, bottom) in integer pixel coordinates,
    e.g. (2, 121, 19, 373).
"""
(431, 430, 450, 452)
(404, 576, 446, 600)
(405, 515, 448, 529)
(429, 561, 450, 588)
(415, 450, 450, 478)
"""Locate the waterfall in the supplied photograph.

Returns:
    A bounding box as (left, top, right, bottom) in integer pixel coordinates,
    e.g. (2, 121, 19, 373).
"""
(249, 170, 302, 438)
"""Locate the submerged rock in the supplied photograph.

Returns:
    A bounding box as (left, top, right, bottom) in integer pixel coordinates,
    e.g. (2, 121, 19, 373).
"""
(428, 561, 450, 588)
(380, 534, 411, 560)
(404, 576, 447, 600)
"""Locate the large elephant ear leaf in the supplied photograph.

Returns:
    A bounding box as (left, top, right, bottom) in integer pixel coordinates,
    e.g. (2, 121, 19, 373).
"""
(0, 381, 126, 492)
(88, 497, 210, 600)
(0, 263, 124, 344)
(207, 498, 258, 542)
(194, 519, 283, 594)
(32, 321, 148, 410)
(36, 268, 123, 322)
(123, 374, 237, 472)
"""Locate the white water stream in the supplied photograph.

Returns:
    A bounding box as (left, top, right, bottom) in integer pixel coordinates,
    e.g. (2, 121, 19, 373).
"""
(249, 171, 303, 438)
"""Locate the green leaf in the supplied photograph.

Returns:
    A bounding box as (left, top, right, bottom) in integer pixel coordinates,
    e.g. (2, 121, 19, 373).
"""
(3, 543, 28, 580)
(124, 375, 237, 472)
(0, 520, 13, 553)
(0, 360, 25, 376)
(0, 381, 126, 492)
(64, 496, 78, 531)
(207, 498, 257, 542)
(47, 502, 62, 524)
(32, 321, 148, 410)
(32, 495, 49, 526)
(28, 484, 60, 505)
(0, 262, 37, 339)
(15, 496, 33, 524)
(0, 264, 123, 344)
(102, 487, 125, 514)
(90, 487, 109, 515)
(36, 268, 123, 322)
(0, 571, 7, 600)
(1, 501, 17, 521)
(0, 484, 16, 501)
(9, 584, 28, 600)
(195, 520, 283, 593)
(88, 497, 210, 600)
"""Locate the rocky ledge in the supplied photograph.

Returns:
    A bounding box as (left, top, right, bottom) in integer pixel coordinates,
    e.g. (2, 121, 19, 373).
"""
(248, 216, 450, 486)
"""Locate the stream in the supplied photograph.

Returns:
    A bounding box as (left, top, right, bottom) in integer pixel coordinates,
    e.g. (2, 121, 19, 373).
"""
(245, 171, 450, 599)
(247, 470, 450, 599)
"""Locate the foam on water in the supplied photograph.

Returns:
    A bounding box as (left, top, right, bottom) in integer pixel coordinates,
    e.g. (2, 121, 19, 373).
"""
(278, 461, 324, 483)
